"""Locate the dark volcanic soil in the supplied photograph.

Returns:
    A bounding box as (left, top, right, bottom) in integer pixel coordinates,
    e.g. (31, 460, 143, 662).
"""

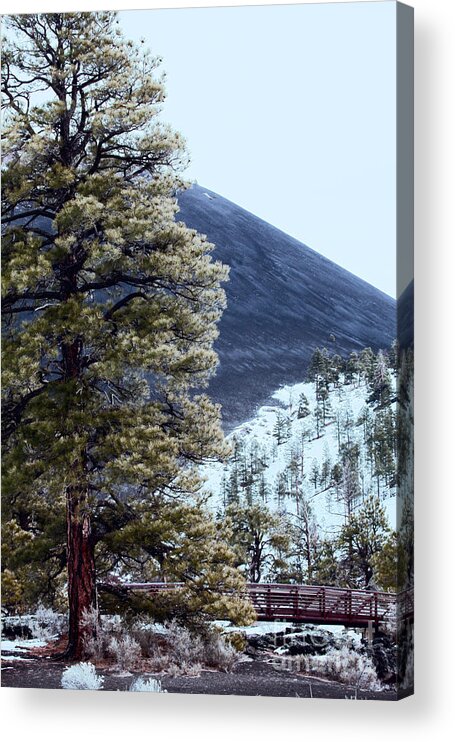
(1, 654, 397, 700)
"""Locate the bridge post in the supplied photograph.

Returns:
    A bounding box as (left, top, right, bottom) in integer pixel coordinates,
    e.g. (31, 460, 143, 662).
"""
(266, 585, 272, 620)
(365, 620, 374, 645)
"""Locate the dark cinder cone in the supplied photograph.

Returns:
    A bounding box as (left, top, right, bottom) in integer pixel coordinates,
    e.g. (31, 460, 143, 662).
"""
(177, 185, 396, 428)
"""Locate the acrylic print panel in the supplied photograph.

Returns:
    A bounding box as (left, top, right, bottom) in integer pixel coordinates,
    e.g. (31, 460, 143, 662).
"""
(1, 1, 414, 699)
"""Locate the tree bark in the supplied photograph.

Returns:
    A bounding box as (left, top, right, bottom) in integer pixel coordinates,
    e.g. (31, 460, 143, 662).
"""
(60, 331, 98, 659)
(66, 483, 97, 659)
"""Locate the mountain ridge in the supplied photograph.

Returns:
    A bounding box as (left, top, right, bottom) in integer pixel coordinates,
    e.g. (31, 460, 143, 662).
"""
(184, 186, 394, 302)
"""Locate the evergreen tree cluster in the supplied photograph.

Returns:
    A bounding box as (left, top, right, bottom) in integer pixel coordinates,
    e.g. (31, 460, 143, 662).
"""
(210, 343, 412, 592)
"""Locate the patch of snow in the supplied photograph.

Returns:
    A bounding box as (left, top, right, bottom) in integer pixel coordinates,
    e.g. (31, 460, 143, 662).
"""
(1, 639, 47, 653)
(216, 621, 296, 636)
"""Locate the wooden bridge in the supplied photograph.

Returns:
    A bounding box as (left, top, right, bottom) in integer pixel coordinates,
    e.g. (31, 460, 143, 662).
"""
(118, 582, 413, 629)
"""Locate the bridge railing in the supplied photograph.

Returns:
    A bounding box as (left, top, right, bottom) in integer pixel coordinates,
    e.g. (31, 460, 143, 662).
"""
(245, 583, 397, 626)
(108, 581, 411, 628)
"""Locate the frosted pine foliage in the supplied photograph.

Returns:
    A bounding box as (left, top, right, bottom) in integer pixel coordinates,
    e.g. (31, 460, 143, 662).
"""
(129, 677, 167, 693)
(61, 662, 104, 690)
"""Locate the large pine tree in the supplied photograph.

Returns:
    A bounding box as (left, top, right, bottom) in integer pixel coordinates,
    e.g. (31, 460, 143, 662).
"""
(1, 12, 247, 658)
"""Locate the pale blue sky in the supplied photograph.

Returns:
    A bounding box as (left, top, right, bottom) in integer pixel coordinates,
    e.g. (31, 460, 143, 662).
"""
(119, 2, 397, 297)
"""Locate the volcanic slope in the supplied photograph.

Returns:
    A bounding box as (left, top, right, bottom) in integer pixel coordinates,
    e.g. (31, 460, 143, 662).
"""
(177, 184, 396, 428)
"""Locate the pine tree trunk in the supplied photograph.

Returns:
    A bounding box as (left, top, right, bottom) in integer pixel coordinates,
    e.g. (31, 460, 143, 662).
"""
(66, 484, 97, 660)
(60, 334, 98, 659)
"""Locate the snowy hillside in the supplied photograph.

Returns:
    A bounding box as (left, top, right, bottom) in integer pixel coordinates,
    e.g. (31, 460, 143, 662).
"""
(200, 373, 397, 537)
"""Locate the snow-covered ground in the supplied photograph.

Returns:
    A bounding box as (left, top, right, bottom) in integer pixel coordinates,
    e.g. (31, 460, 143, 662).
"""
(1, 638, 47, 662)
(200, 378, 396, 533)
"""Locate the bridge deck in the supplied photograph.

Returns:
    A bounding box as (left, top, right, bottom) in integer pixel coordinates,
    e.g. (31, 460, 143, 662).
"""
(116, 582, 413, 628)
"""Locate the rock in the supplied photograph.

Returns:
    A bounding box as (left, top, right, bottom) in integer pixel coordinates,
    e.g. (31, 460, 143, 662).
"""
(2, 622, 34, 640)
(286, 642, 315, 656)
(246, 625, 338, 657)
(364, 635, 397, 681)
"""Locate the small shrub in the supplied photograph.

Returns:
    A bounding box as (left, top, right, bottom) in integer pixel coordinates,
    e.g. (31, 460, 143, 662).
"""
(166, 620, 204, 667)
(130, 623, 160, 657)
(148, 645, 171, 673)
(35, 605, 66, 636)
(81, 607, 103, 659)
(166, 661, 202, 678)
(108, 634, 142, 672)
(25, 605, 66, 642)
(298, 646, 382, 691)
(81, 610, 142, 672)
(204, 632, 239, 672)
(61, 662, 104, 690)
(129, 676, 167, 693)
